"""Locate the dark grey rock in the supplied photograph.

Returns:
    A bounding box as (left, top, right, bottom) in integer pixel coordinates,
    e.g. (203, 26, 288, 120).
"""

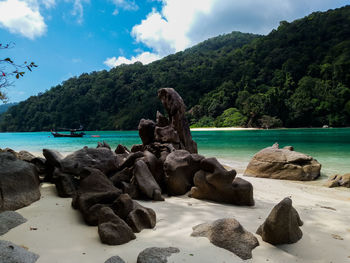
(138, 119, 156, 145)
(137, 247, 180, 263)
(191, 218, 259, 260)
(104, 255, 126, 263)
(0, 152, 41, 211)
(0, 240, 39, 263)
(0, 211, 27, 236)
(256, 197, 303, 245)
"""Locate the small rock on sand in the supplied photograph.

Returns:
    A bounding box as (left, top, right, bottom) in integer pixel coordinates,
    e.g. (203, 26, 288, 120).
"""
(0, 211, 27, 236)
(0, 240, 39, 263)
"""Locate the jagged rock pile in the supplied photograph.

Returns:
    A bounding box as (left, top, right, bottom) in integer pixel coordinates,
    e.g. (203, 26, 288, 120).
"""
(244, 143, 321, 181)
(35, 88, 255, 245)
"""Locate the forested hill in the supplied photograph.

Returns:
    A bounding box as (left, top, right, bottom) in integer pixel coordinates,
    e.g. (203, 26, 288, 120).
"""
(1, 6, 350, 131)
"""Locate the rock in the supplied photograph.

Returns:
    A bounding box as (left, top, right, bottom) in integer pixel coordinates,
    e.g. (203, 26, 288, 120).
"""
(0, 152, 41, 211)
(52, 168, 77, 197)
(60, 147, 118, 176)
(158, 88, 197, 153)
(283, 146, 294, 151)
(144, 143, 175, 161)
(98, 207, 136, 245)
(154, 126, 180, 145)
(119, 151, 144, 170)
(256, 197, 303, 245)
(244, 145, 321, 180)
(191, 218, 259, 260)
(131, 144, 144, 152)
(142, 150, 165, 189)
(111, 194, 156, 233)
(156, 111, 169, 127)
(0, 211, 27, 236)
(163, 150, 203, 195)
(115, 144, 130, 155)
(325, 173, 350, 188)
(138, 119, 156, 145)
(16, 151, 36, 162)
(78, 168, 118, 193)
(42, 149, 63, 168)
(134, 160, 164, 201)
(0, 240, 39, 263)
(137, 247, 180, 263)
(97, 141, 111, 150)
(110, 167, 132, 188)
(190, 158, 254, 206)
(104, 256, 126, 263)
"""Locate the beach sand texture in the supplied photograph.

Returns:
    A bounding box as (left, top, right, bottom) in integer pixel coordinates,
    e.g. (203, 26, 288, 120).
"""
(2, 174, 350, 263)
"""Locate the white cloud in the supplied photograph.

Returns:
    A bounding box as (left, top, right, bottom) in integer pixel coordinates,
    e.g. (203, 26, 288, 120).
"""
(104, 51, 160, 67)
(105, 0, 347, 68)
(111, 0, 138, 15)
(70, 0, 89, 24)
(0, 0, 47, 39)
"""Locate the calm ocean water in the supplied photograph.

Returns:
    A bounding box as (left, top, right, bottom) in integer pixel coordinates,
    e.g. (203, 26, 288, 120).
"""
(1, 128, 349, 176)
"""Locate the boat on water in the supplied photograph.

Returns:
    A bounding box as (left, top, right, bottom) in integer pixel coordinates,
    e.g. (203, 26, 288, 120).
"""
(51, 125, 85, 138)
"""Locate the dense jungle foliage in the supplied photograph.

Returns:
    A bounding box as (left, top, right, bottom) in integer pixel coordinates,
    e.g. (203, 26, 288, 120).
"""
(1, 6, 349, 131)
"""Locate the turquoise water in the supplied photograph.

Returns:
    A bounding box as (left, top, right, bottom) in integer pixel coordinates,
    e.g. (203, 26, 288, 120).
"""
(1, 128, 349, 176)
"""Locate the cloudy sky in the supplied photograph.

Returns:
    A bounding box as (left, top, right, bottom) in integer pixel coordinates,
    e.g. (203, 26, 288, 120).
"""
(0, 0, 348, 102)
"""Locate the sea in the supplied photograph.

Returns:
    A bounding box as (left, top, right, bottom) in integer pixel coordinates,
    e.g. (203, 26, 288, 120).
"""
(1, 128, 349, 176)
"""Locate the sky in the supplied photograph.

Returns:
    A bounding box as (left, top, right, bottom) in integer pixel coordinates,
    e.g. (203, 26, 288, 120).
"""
(0, 0, 348, 103)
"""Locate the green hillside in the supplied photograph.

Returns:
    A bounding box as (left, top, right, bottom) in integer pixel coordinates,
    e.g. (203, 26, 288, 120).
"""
(1, 6, 349, 131)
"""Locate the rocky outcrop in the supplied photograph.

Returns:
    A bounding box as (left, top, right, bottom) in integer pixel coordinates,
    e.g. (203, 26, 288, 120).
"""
(0, 152, 41, 211)
(256, 197, 303, 245)
(163, 150, 203, 195)
(190, 157, 254, 206)
(98, 207, 136, 245)
(244, 144, 321, 180)
(324, 173, 350, 188)
(137, 247, 180, 263)
(0, 211, 27, 236)
(191, 218, 259, 260)
(0, 240, 39, 263)
(158, 88, 197, 153)
(138, 119, 156, 145)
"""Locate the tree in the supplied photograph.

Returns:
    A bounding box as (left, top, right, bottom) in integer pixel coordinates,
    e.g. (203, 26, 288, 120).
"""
(0, 43, 37, 101)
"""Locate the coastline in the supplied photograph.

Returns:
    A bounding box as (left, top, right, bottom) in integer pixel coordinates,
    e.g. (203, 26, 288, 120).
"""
(190, 127, 259, 131)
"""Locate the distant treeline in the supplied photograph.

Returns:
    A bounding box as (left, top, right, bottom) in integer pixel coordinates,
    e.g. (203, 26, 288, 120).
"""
(1, 6, 349, 131)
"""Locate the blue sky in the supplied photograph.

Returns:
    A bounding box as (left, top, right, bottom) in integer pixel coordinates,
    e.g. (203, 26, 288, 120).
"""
(0, 0, 348, 103)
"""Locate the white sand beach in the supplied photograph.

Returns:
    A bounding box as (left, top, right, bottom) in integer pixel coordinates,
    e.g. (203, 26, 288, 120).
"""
(2, 172, 350, 263)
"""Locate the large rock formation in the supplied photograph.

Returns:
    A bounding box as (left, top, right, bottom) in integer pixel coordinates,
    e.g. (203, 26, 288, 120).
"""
(191, 218, 259, 260)
(244, 144, 321, 180)
(158, 88, 197, 153)
(0, 152, 41, 211)
(190, 157, 254, 206)
(256, 197, 303, 245)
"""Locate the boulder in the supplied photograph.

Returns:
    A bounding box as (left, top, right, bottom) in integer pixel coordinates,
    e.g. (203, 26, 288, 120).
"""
(256, 197, 303, 245)
(191, 218, 259, 260)
(244, 145, 321, 180)
(16, 151, 36, 162)
(97, 141, 111, 150)
(60, 147, 118, 176)
(110, 167, 132, 188)
(156, 111, 169, 127)
(325, 173, 350, 188)
(138, 119, 156, 145)
(133, 160, 164, 201)
(0, 211, 27, 236)
(52, 168, 78, 197)
(154, 126, 180, 145)
(115, 144, 130, 155)
(98, 207, 136, 245)
(104, 256, 126, 263)
(131, 144, 144, 152)
(111, 194, 156, 233)
(0, 152, 41, 211)
(0, 240, 39, 263)
(163, 150, 203, 195)
(190, 158, 254, 206)
(158, 88, 197, 153)
(137, 247, 180, 263)
(43, 149, 63, 168)
(119, 151, 144, 170)
(142, 150, 165, 189)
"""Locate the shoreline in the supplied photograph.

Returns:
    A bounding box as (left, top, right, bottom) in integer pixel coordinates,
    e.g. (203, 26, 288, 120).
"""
(190, 127, 259, 131)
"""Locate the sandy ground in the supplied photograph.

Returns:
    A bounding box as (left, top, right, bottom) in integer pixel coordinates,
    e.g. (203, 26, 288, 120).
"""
(190, 127, 258, 131)
(2, 170, 350, 263)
